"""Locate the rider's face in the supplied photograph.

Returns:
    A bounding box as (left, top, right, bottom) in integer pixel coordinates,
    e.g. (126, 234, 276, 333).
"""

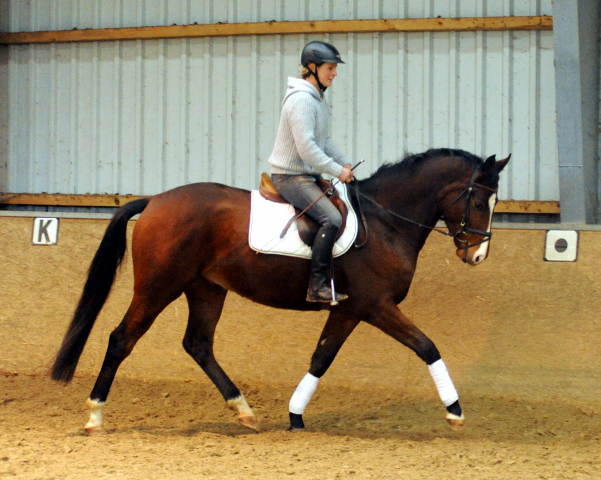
(316, 62, 338, 87)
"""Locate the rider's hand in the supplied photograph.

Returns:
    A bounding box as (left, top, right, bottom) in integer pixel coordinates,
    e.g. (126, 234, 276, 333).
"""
(338, 166, 354, 183)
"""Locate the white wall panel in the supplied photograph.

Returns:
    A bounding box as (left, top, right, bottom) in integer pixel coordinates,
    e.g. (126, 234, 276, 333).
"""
(1, 0, 558, 202)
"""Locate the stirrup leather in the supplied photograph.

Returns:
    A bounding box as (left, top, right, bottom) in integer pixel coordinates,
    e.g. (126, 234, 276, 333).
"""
(258, 173, 349, 244)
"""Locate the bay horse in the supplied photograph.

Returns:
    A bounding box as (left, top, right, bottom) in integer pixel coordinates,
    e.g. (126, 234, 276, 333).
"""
(51, 148, 509, 434)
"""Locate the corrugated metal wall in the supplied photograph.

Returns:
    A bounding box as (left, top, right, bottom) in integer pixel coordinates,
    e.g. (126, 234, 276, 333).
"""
(0, 0, 557, 203)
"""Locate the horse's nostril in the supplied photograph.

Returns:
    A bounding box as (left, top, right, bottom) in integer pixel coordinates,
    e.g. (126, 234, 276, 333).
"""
(475, 255, 482, 263)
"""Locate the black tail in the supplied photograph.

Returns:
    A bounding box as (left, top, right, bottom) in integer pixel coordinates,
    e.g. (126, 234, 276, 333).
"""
(51, 198, 150, 383)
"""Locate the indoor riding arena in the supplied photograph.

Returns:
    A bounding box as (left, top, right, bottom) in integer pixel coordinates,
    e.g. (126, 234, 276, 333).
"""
(1, 2, 600, 479)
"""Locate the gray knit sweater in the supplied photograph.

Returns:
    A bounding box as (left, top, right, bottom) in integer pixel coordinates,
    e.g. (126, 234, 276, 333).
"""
(269, 77, 348, 178)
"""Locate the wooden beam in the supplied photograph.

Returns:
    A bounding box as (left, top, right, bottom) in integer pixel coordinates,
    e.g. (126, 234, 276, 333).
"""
(0, 193, 147, 207)
(0, 193, 560, 214)
(495, 200, 560, 215)
(0, 16, 553, 45)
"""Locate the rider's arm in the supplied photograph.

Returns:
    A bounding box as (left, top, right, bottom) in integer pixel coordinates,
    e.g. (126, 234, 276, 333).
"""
(324, 136, 348, 168)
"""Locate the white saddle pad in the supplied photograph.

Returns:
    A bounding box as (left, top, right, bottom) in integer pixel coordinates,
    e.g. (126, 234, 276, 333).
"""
(248, 182, 358, 259)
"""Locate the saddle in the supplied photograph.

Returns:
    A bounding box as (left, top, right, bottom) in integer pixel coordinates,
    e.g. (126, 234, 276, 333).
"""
(259, 173, 348, 246)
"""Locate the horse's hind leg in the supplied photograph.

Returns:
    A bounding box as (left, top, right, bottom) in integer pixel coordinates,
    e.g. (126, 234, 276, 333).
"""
(288, 311, 360, 431)
(183, 281, 259, 432)
(84, 296, 167, 434)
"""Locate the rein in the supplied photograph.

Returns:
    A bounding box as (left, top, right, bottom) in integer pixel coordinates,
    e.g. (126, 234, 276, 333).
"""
(349, 166, 498, 251)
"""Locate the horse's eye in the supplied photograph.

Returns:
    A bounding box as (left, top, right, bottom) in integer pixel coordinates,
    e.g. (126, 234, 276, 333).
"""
(474, 201, 484, 211)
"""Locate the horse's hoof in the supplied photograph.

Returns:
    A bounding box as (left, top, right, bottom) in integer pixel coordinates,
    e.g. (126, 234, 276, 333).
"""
(238, 415, 261, 432)
(446, 412, 465, 431)
(84, 425, 106, 435)
(288, 412, 305, 430)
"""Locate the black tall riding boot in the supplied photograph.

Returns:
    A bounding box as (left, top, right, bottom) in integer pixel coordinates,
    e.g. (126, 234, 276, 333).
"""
(306, 223, 348, 303)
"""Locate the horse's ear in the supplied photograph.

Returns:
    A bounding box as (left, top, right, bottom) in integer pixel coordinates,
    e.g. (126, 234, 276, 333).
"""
(482, 154, 496, 175)
(496, 154, 511, 173)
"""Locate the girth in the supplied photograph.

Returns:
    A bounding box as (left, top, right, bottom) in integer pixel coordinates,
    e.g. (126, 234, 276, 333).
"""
(259, 173, 348, 246)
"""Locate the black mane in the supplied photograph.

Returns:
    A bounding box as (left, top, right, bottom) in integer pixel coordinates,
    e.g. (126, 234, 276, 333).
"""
(367, 148, 484, 182)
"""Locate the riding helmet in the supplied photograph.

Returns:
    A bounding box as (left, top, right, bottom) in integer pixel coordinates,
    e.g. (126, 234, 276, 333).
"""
(301, 41, 345, 67)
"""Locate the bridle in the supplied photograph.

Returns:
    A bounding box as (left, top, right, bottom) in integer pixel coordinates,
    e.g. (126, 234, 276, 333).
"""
(350, 166, 498, 253)
(439, 166, 498, 255)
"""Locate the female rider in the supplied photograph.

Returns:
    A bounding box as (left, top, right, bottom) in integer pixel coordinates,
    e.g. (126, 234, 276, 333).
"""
(269, 41, 353, 304)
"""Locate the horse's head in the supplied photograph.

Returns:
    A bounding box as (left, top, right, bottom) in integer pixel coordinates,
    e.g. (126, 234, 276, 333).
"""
(441, 154, 510, 266)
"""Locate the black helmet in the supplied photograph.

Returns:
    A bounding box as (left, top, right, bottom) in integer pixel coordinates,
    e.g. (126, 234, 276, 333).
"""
(301, 41, 345, 67)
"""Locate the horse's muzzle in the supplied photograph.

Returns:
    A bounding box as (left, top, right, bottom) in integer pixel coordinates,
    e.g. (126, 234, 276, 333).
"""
(456, 245, 488, 266)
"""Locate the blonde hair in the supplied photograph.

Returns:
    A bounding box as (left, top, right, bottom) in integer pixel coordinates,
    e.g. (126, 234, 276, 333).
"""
(300, 66, 311, 79)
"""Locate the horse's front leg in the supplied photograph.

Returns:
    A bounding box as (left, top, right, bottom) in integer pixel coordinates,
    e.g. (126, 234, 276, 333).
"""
(288, 311, 360, 431)
(368, 299, 465, 431)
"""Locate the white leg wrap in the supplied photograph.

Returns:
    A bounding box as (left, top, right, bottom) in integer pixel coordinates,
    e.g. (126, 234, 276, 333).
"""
(85, 398, 105, 430)
(289, 373, 320, 415)
(428, 359, 459, 407)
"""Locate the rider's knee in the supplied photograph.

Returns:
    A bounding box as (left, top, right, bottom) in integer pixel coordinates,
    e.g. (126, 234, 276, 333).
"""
(324, 211, 343, 230)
